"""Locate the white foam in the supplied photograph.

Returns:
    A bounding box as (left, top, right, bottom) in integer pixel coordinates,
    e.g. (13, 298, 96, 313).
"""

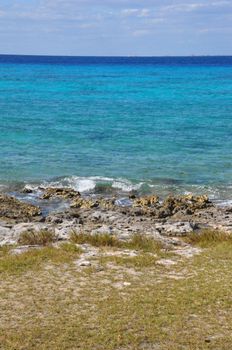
(21, 177, 232, 204)
(70, 178, 96, 192)
(63, 176, 114, 192)
(112, 179, 143, 192)
(38, 176, 145, 194)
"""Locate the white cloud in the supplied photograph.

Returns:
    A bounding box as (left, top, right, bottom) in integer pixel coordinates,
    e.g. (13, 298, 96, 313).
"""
(121, 8, 150, 18)
(132, 29, 150, 37)
(161, 1, 232, 13)
(161, 3, 205, 13)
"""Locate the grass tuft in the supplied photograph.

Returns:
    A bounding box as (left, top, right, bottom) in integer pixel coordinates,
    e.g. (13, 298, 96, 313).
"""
(70, 232, 163, 253)
(186, 229, 232, 247)
(59, 242, 83, 254)
(18, 230, 57, 246)
(126, 233, 163, 253)
(0, 245, 81, 275)
(70, 232, 121, 247)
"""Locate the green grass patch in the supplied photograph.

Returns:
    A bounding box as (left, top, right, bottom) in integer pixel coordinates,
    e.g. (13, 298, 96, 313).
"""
(186, 229, 232, 247)
(70, 232, 163, 253)
(125, 233, 163, 253)
(100, 253, 159, 268)
(0, 245, 13, 258)
(0, 244, 81, 275)
(70, 231, 121, 247)
(18, 229, 57, 246)
(1, 243, 232, 349)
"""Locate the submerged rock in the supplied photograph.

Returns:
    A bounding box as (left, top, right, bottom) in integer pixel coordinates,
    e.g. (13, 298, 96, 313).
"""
(0, 193, 41, 222)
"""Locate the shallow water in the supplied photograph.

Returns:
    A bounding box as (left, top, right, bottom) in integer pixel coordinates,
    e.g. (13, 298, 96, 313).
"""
(0, 55, 232, 202)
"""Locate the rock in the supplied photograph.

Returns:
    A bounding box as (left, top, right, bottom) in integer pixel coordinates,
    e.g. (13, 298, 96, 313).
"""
(89, 211, 102, 222)
(91, 225, 113, 235)
(0, 193, 41, 222)
(133, 195, 159, 208)
(76, 259, 92, 267)
(12, 222, 50, 239)
(41, 187, 81, 200)
(55, 220, 82, 240)
(22, 185, 33, 194)
(0, 225, 14, 246)
(71, 197, 99, 209)
(157, 208, 172, 218)
(46, 211, 80, 224)
(71, 197, 116, 210)
(0, 222, 48, 246)
(155, 221, 196, 236)
(163, 195, 212, 216)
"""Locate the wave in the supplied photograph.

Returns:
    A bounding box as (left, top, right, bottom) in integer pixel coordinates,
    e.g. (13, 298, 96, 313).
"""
(2, 176, 232, 206)
(35, 176, 146, 194)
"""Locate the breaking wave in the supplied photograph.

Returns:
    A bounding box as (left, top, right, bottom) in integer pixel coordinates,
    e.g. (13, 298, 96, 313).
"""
(10, 176, 232, 206)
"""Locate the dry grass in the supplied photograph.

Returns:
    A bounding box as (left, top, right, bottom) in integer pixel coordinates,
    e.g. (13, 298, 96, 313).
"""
(1, 241, 232, 349)
(0, 244, 81, 276)
(126, 233, 163, 252)
(70, 232, 163, 253)
(1, 231, 232, 349)
(18, 230, 57, 246)
(70, 231, 122, 247)
(186, 229, 232, 247)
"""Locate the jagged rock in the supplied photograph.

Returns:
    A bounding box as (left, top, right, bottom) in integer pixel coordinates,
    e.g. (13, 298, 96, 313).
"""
(71, 197, 99, 209)
(22, 185, 33, 194)
(12, 222, 50, 237)
(70, 197, 116, 210)
(133, 195, 159, 208)
(155, 221, 197, 236)
(91, 225, 113, 235)
(163, 195, 212, 215)
(0, 193, 41, 222)
(55, 220, 82, 240)
(45, 210, 81, 224)
(41, 187, 81, 200)
(0, 225, 13, 245)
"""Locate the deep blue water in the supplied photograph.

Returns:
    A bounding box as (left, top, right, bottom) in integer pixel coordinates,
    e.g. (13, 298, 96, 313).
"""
(0, 55, 232, 201)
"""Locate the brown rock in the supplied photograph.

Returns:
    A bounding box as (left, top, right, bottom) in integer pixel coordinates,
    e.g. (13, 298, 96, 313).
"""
(163, 194, 212, 215)
(133, 195, 160, 208)
(70, 197, 116, 210)
(0, 193, 41, 222)
(41, 187, 81, 200)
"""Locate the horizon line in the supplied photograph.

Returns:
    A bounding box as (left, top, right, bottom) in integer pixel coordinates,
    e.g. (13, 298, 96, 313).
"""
(0, 53, 232, 58)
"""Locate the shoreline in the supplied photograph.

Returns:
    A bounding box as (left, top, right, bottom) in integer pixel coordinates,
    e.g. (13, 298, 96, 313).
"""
(1, 187, 232, 247)
(1, 177, 232, 212)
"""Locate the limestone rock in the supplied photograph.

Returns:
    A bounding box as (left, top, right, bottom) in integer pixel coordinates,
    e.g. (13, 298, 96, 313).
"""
(155, 221, 197, 236)
(41, 187, 81, 200)
(70, 197, 116, 210)
(0, 193, 41, 222)
(0, 225, 14, 245)
(163, 195, 212, 215)
(133, 195, 159, 208)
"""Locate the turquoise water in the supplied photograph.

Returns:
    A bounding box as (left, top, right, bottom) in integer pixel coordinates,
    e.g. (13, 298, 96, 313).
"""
(0, 55, 232, 201)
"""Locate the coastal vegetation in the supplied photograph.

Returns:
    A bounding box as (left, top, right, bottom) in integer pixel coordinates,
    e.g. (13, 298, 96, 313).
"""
(186, 229, 232, 247)
(1, 230, 232, 349)
(18, 229, 57, 246)
(70, 231, 163, 252)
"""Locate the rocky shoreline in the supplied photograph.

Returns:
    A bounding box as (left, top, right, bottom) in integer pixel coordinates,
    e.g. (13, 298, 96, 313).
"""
(1, 187, 232, 247)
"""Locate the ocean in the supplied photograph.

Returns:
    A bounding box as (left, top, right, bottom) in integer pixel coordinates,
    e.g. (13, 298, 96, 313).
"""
(0, 55, 232, 204)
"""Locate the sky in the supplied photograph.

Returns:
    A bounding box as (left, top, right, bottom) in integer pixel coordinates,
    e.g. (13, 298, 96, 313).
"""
(0, 0, 231, 56)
